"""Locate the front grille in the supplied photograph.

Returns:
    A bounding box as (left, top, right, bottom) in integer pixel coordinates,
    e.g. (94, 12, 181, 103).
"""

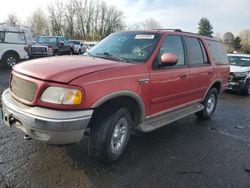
(31, 46, 46, 53)
(11, 75, 37, 102)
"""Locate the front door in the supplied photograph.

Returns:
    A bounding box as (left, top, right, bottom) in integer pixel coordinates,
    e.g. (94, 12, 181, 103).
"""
(149, 35, 190, 115)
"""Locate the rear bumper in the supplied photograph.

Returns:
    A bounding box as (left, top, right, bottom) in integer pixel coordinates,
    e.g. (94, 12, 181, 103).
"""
(1, 89, 93, 144)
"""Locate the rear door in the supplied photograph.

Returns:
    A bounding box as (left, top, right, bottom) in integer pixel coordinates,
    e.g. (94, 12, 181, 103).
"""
(149, 35, 190, 115)
(184, 36, 214, 101)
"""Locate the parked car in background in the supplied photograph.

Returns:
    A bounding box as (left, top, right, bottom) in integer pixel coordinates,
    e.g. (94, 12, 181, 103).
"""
(85, 41, 98, 51)
(28, 36, 74, 58)
(68, 40, 87, 54)
(0, 24, 33, 68)
(227, 54, 250, 95)
(2, 29, 229, 163)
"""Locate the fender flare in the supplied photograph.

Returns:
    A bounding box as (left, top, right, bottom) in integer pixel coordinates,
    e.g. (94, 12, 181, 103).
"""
(92, 90, 145, 123)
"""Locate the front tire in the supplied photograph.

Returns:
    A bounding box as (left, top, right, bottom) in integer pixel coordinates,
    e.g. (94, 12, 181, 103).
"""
(196, 88, 218, 120)
(88, 105, 132, 163)
(2, 53, 19, 68)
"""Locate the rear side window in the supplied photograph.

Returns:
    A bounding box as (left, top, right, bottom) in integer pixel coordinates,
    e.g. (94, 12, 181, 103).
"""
(185, 37, 209, 66)
(4, 32, 26, 44)
(205, 40, 228, 65)
(0, 32, 5, 42)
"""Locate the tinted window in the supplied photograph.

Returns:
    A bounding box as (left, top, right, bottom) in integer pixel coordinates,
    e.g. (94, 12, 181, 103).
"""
(154, 35, 185, 67)
(185, 37, 207, 66)
(206, 40, 228, 65)
(37, 37, 57, 45)
(0, 32, 5, 42)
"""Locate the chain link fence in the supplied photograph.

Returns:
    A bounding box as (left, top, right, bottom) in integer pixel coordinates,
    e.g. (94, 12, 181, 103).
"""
(0, 81, 8, 107)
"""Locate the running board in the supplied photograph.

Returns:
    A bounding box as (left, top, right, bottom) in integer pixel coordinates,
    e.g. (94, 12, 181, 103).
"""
(138, 103, 204, 132)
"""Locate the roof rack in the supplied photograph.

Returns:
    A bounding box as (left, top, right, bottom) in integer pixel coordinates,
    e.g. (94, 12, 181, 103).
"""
(154, 28, 182, 32)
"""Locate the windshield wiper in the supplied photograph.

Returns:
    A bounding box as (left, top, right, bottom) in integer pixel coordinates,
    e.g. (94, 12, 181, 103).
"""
(84, 51, 94, 57)
(96, 52, 127, 62)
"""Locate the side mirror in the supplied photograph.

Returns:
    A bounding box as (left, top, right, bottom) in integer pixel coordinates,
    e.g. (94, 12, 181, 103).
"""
(160, 53, 178, 66)
(80, 43, 83, 46)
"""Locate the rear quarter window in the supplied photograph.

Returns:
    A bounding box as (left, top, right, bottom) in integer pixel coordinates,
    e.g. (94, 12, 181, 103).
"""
(205, 40, 228, 65)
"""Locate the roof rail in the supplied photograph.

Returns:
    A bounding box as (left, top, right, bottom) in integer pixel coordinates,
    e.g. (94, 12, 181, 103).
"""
(154, 28, 182, 32)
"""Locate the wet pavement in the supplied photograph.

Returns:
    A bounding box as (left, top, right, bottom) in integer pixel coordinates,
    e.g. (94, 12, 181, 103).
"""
(0, 68, 250, 188)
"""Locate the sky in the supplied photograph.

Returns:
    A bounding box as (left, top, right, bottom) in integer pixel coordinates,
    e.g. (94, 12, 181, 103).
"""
(0, 0, 249, 36)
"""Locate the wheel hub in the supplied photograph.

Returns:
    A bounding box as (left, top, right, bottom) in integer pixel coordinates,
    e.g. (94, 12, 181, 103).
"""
(207, 94, 216, 114)
(110, 117, 128, 155)
(7, 57, 17, 67)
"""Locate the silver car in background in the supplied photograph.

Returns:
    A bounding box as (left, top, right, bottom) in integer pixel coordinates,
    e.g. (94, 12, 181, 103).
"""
(227, 53, 250, 95)
(68, 40, 87, 54)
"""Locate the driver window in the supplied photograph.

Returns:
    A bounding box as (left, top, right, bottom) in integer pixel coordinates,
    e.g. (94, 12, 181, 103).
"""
(154, 35, 185, 68)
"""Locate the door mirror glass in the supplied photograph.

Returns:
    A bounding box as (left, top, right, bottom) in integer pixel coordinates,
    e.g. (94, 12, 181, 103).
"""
(160, 53, 178, 66)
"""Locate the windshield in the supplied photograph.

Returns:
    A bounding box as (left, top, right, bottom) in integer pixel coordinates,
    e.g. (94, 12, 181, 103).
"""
(68, 40, 80, 45)
(36, 37, 57, 45)
(88, 31, 160, 63)
(228, 56, 250, 67)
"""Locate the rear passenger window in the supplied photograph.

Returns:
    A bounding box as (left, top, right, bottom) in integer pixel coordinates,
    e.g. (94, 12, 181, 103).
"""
(185, 37, 209, 66)
(205, 40, 228, 65)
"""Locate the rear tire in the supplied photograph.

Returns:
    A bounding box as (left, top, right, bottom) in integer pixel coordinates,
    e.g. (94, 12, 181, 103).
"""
(88, 105, 132, 164)
(196, 88, 218, 120)
(2, 52, 19, 68)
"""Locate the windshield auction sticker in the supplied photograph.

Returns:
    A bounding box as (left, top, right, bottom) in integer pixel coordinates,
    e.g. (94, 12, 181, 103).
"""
(135, 35, 155, 39)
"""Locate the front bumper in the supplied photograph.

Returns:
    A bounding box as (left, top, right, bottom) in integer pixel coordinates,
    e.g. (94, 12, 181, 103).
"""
(227, 76, 250, 91)
(1, 89, 93, 144)
(29, 52, 54, 58)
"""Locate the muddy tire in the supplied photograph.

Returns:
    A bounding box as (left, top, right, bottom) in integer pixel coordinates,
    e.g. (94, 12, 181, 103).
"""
(88, 105, 132, 164)
(196, 88, 218, 120)
(2, 52, 19, 68)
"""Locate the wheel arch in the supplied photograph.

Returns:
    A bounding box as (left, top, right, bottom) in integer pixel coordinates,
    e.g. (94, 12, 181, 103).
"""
(202, 80, 221, 101)
(92, 90, 145, 125)
(1, 50, 20, 60)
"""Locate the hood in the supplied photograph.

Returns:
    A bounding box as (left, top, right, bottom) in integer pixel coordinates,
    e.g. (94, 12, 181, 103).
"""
(13, 56, 125, 83)
(230, 65, 250, 73)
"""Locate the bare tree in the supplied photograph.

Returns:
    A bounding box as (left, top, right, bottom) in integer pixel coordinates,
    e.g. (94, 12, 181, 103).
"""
(223, 32, 235, 53)
(64, 0, 77, 39)
(27, 8, 50, 37)
(239, 30, 250, 54)
(5, 13, 20, 27)
(74, 0, 125, 41)
(74, 0, 88, 39)
(128, 18, 162, 30)
(48, 0, 64, 36)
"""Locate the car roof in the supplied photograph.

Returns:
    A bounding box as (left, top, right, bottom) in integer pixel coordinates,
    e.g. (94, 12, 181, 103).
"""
(117, 29, 218, 42)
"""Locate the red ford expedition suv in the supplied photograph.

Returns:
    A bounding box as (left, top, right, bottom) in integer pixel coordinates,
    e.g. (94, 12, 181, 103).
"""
(1, 30, 229, 163)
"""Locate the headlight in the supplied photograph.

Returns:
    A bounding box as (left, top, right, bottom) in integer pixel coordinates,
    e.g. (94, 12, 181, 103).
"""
(234, 71, 250, 77)
(41, 86, 83, 105)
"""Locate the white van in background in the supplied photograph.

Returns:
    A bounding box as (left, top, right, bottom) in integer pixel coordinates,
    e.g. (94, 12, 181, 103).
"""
(0, 24, 33, 68)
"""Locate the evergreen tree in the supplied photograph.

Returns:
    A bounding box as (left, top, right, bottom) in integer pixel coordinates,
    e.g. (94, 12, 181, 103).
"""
(198, 17, 213, 37)
(234, 36, 241, 51)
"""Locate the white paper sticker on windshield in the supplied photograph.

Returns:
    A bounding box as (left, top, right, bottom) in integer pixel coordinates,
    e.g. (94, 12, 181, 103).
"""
(135, 35, 155, 39)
